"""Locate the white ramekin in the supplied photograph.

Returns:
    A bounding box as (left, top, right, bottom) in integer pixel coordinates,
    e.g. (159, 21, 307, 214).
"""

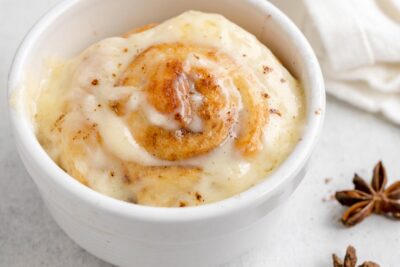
(8, 0, 325, 266)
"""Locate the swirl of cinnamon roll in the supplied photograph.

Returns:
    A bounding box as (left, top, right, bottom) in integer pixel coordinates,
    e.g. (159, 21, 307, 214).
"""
(115, 43, 268, 161)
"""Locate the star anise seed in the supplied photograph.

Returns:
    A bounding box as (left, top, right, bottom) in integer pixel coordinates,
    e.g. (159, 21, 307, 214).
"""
(335, 161, 400, 226)
(332, 245, 380, 267)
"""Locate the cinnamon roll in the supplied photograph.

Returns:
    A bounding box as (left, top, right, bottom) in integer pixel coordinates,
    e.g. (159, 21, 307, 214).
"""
(34, 11, 305, 207)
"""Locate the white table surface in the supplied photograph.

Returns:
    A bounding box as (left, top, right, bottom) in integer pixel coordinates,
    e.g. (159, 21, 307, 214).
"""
(1, 0, 399, 266)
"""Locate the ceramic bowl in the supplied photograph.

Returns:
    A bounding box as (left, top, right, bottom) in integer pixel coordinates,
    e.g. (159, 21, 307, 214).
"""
(8, 0, 325, 266)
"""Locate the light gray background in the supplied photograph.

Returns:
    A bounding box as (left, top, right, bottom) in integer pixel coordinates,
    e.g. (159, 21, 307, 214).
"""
(1, 0, 399, 266)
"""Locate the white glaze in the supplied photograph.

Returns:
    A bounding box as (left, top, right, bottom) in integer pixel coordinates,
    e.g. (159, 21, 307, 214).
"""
(33, 11, 305, 206)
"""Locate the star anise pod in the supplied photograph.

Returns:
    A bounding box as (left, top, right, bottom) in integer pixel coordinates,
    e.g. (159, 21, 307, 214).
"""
(335, 161, 400, 226)
(332, 245, 380, 267)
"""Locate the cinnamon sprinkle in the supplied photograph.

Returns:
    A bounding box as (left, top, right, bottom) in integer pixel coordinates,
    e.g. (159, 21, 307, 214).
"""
(262, 93, 269, 99)
(262, 65, 273, 74)
(269, 108, 282, 116)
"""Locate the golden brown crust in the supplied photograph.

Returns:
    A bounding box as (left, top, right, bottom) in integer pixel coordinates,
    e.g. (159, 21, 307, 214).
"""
(118, 43, 268, 160)
(58, 123, 100, 187)
(125, 163, 201, 207)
